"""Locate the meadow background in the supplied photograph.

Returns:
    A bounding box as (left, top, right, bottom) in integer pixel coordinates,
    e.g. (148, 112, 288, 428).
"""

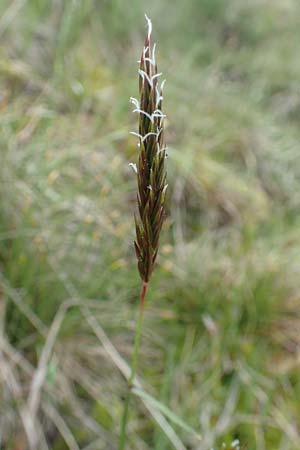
(1, 0, 300, 449)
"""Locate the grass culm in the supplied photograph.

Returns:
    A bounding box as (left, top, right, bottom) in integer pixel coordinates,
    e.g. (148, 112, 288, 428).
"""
(119, 15, 168, 450)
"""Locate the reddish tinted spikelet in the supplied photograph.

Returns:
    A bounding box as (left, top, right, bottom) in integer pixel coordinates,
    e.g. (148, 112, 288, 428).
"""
(130, 15, 167, 283)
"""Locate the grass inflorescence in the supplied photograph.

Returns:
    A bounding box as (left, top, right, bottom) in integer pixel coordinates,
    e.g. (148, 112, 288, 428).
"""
(131, 15, 167, 286)
(119, 16, 168, 450)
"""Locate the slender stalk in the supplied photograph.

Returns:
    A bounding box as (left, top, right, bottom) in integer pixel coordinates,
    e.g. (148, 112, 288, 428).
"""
(119, 14, 166, 449)
(118, 282, 148, 450)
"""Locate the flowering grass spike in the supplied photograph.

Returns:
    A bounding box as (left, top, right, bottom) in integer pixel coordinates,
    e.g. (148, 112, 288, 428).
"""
(130, 14, 167, 288)
(118, 16, 167, 450)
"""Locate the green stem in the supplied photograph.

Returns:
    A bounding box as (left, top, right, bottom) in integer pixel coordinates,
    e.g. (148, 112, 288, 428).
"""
(118, 281, 148, 450)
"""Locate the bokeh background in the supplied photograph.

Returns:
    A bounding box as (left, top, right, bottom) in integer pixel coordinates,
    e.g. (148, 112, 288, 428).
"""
(1, 0, 300, 449)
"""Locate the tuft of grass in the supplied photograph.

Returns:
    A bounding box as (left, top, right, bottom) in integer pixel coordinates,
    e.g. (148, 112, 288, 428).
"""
(1, 1, 300, 449)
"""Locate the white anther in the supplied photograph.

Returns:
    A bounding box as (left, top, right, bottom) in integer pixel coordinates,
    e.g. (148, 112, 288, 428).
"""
(129, 97, 140, 109)
(130, 131, 143, 139)
(145, 14, 152, 39)
(129, 163, 138, 174)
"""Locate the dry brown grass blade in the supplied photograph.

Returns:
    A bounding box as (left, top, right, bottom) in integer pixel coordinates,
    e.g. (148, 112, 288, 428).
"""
(24, 299, 77, 450)
(82, 305, 187, 450)
(1, 274, 47, 337)
(43, 402, 80, 450)
(2, 334, 114, 449)
(0, 336, 49, 450)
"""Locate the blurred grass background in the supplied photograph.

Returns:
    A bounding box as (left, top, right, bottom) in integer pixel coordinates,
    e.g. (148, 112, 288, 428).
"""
(1, 0, 300, 449)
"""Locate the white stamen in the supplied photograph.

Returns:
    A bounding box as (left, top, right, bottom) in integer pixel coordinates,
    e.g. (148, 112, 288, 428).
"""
(138, 69, 153, 88)
(139, 70, 162, 89)
(141, 131, 158, 142)
(130, 131, 143, 139)
(152, 43, 156, 64)
(155, 128, 163, 139)
(132, 108, 153, 122)
(152, 111, 166, 119)
(145, 14, 152, 39)
(129, 163, 138, 174)
(152, 72, 162, 81)
(155, 86, 163, 107)
(153, 108, 164, 115)
(144, 57, 155, 66)
(158, 145, 168, 154)
(143, 43, 157, 67)
(132, 108, 166, 123)
(160, 79, 166, 92)
(156, 97, 163, 108)
(129, 97, 140, 109)
(142, 46, 149, 59)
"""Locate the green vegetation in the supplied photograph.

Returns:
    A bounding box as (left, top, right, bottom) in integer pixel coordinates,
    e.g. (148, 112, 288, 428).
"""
(1, 1, 300, 449)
